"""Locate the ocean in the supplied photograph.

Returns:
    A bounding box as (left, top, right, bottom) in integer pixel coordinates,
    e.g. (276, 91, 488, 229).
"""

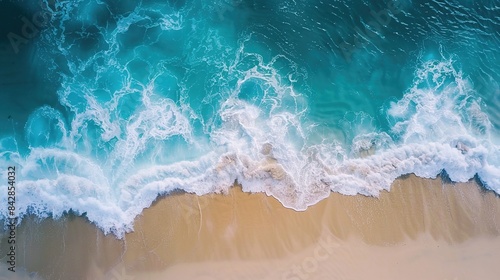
(0, 0, 499, 236)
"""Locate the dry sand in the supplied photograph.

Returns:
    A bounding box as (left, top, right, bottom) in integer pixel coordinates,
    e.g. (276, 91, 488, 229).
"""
(2, 174, 500, 280)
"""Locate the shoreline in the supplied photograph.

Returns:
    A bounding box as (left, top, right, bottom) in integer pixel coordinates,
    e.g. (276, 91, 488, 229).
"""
(2, 174, 500, 279)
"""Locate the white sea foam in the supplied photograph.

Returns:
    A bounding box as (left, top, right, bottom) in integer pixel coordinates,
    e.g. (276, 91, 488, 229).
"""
(2, 52, 500, 236)
(3, 57, 498, 238)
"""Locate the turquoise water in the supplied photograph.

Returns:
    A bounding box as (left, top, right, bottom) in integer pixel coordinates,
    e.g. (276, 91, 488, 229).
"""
(1, 0, 499, 236)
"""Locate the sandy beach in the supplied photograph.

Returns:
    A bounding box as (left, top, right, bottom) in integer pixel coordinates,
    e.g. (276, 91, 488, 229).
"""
(2, 174, 500, 280)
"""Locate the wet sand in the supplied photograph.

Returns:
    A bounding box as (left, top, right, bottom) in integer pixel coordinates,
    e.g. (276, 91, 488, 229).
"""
(2, 174, 500, 280)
